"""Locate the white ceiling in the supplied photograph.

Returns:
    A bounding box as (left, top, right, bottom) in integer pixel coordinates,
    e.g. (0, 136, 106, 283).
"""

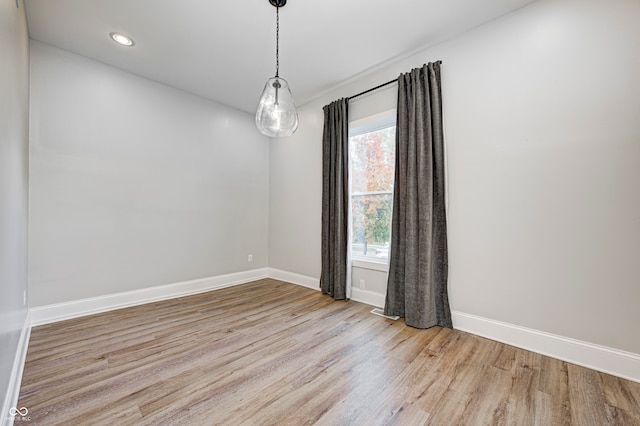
(24, 0, 535, 114)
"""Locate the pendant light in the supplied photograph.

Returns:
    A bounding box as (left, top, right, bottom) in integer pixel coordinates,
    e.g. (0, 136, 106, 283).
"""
(255, 0, 299, 137)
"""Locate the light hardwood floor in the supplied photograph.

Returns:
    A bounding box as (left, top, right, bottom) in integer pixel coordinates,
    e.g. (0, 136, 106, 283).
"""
(18, 279, 640, 425)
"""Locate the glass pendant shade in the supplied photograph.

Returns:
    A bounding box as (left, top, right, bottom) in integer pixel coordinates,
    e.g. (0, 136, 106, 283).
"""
(255, 77, 299, 137)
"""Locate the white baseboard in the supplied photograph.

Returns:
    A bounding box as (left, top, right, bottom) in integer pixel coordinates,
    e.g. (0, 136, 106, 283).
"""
(24, 267, 640, 383)
(265, 269, 640, 382)
(452, 310, 640, 383)
(1, 312, 31, 426)
(30, 268, 269, 327)
(267, 268, 319, 291)
(267, 268, 386, 309)
(350, 287, 385, 308)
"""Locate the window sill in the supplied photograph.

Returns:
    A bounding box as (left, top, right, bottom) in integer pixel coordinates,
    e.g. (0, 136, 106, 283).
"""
(351, 259, 388, 272)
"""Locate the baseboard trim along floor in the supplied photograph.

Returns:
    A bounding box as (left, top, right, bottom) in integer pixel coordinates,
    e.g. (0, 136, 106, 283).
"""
(2, 312, 31, 426)
(29, 268, 269, 326)
(452, 310, 640, 384)
(26, 268, 640, 383)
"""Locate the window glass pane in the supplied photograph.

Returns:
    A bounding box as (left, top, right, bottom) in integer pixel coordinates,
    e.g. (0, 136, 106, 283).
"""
(349, 123, 395, 261)
(351, 193, 392, 259)
(350, 126, 395, 194)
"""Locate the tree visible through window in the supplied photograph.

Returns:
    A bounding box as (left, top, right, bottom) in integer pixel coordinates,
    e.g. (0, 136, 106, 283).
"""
(350, 118, 395, 261)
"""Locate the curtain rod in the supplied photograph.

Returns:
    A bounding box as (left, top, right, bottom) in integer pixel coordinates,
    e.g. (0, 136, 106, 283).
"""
(346, 60, 443, 102)
(347, 79, 396, 101)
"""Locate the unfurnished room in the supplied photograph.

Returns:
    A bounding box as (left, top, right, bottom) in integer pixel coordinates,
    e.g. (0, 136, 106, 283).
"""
(1, 0, 639, 424)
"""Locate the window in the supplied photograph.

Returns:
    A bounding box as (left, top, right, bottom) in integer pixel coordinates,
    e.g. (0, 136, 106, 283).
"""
(349, 110, 396, 263)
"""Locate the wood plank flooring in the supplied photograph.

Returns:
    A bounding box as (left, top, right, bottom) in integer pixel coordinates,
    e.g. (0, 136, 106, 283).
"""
(18, 279, 640, 425)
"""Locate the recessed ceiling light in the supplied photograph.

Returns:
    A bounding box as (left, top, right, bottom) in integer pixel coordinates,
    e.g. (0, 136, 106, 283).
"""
(109, 32, 135, 47)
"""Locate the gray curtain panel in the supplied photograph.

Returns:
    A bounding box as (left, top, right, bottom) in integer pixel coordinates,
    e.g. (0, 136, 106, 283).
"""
(320, 98, 349, 300)
(384, 62, 452, 329)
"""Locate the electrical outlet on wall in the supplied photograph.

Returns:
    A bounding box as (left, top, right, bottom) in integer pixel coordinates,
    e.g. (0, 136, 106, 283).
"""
(23, 290, 27, 306)
(248, 254, 253, 262)
(359, 279, 365, 289)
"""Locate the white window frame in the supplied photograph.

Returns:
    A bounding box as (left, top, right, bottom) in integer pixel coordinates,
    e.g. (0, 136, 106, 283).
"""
(348, 109, 396, 271)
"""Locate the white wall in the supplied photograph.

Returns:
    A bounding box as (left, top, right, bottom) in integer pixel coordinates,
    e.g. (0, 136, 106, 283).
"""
(269, 0, 640, 355)
(0, 0, 29, 411)
(29, 41, 270, 307)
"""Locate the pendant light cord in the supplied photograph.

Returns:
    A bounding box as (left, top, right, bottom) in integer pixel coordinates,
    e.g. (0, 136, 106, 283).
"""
(275, 6, 280, 78)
